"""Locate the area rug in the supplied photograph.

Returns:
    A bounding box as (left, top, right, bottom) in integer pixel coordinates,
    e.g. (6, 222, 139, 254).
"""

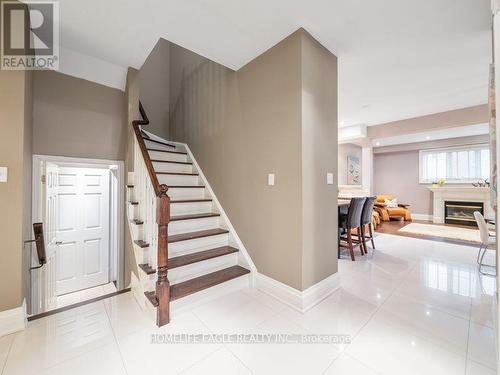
(398, 222, 481, 243)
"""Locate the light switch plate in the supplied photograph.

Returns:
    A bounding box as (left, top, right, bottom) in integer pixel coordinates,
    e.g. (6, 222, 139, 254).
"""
(268, 173, 275, 186)
(0, 167, 7, 182)
(326, 172, 334, 185)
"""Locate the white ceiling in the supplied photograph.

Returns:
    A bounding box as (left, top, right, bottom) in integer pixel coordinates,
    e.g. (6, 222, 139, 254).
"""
(56, 0, 492, 127)
(372, 123, 490, 147)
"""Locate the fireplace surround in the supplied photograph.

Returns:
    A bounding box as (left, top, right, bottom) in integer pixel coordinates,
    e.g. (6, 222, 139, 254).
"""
(444, 200, 483, 227)
(428, 186, 492, 224)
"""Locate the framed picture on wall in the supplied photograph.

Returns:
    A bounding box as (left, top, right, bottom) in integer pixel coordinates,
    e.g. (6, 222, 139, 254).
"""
(347, 155, 361, 185)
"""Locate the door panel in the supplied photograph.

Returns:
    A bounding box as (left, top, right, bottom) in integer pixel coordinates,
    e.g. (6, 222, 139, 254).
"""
(57, 194, 78, 231)
(83, 238, 102, 275)
(83, 194, 101, 229)
(55, 167, 110, 295)
(56, 242, 77, 281)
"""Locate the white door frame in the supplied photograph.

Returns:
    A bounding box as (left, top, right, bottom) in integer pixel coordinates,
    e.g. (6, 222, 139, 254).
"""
(31, 155, 125, 315)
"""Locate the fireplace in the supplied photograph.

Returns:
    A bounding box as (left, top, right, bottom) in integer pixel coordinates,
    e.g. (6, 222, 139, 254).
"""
(444, 201, 483, 227)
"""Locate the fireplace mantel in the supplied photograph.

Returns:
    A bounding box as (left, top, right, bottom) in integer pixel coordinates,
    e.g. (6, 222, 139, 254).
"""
(428, 186, 492, 223)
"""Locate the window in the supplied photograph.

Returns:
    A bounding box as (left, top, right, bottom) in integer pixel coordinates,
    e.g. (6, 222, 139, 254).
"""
(419, 144, 490, 183)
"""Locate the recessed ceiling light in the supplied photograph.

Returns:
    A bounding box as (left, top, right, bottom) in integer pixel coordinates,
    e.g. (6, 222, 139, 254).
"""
(375, 142, 380, 146)
(340, 121, 345, 126)
(426, 136, 431, 140)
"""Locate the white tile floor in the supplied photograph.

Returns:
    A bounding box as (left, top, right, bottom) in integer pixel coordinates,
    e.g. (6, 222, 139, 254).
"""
(1, 234, 497, 375)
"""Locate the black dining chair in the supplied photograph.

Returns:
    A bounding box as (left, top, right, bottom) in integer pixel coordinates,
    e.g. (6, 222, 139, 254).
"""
(339, 197, 366, 261)
(359, 196, 377, 254)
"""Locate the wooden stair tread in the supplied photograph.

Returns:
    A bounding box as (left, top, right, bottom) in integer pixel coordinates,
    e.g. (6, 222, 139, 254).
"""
(144, 138, 176, 149)
(168, 228, 229, 243)
(151, 160, 192, 165)
(170, 212, 220, 221)
(126, 184, 134, 188)
(129, 201, 139, 205)
(144, 291, 158, 307)
(169, 185, 205, 189)
(134, 240, 149, 248)
(147, 148, 187, 155)
(171, 198, 212, 203)
(168, 246, 238, 269)
(170, 266, 250, 301)
(156, 172, 199, 176)
(139, 263, 156, 275)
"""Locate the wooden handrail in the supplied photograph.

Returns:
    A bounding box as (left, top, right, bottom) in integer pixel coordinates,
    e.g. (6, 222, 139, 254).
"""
(132, 102, 162, 196)
(132, 101, 171, 326)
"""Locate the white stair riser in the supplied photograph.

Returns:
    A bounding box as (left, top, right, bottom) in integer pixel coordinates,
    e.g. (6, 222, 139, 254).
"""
(169, 233, 229, 257)
(126, 188, 135, 202)
(170, 201, 213, 215)
(168, 187, 206, 200)
(132, 243, 149, 264)
(144, 140, 176, 151)
(168, 217, 220, 235)
(128, 204, 138, 220)
(157, 174, 200, 186)
(152, 162, 193, 174)
(169, 253, 239, 285)
(148, 151, 188, 163)
(129, 223, 144, 241)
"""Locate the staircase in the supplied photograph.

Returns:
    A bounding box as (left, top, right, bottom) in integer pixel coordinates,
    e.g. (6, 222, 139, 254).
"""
(126, 103, 253, 326)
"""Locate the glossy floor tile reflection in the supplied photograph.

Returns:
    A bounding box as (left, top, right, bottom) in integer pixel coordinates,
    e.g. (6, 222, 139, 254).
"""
(1, 234, 497, 374)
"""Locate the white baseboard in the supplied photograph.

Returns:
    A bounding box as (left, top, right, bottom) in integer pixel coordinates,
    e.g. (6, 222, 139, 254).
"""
(0, 300, 26, 337)
(256, 272, 340, 313)
(412, 213, 433, 221)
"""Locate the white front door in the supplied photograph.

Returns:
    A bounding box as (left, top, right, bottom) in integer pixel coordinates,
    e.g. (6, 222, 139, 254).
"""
(55, 166, 110, 295)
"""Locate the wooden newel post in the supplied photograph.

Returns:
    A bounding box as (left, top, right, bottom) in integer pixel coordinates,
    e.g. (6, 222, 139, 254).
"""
(156, 184, 170, 326)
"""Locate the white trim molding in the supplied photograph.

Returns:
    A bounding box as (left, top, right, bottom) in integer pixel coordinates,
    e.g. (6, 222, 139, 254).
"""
(256, 272, 340, 313)
(411, 213, 433, 222)
(0, 300, 26, 337)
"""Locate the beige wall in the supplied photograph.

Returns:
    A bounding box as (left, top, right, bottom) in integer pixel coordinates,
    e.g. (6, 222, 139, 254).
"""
(33, 70, 126, 160)
(374, 150, 433, 215)
(168, 29, 338, 290)
(0, 69, 32, 311)
(300, 32, 338, 289)
(0, 0, 33, 311)
(170, 31, 304, 289)
(338, 143, 362, 185)
(373, 135, 489, 216)
(139, 39, 171, 139)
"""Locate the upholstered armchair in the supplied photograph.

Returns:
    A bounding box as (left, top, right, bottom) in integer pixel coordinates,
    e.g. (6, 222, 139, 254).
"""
(374, 194, 412, 221)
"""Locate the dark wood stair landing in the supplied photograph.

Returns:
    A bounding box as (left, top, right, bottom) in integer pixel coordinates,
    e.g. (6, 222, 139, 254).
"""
(171, 266, 250, 301)
(144, 266, 250, 307)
